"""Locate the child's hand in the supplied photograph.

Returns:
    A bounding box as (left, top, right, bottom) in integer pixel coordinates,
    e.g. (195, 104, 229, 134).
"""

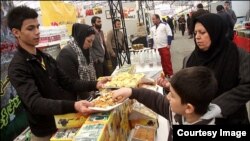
(112, 88, 132, 103)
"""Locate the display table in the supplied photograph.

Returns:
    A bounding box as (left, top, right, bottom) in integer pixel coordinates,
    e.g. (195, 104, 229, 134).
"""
(48, 63, 169, 141)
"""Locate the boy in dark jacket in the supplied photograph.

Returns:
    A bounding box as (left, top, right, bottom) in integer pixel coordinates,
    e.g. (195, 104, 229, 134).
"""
(7, 6, 109, 140)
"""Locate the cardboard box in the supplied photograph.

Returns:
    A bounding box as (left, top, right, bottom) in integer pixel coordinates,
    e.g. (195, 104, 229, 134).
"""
(50, 128, 79, 141)
(75, 100, 132, 141)
(131, 124, 156, 141)
(74, 123, 106, 141)
(129, 102, 158, 128)
(54, 113, 88, 129)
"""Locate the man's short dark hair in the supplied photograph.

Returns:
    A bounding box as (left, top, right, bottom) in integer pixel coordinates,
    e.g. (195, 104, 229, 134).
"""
(113, 19, 121, 25)
(153, 14, 160, 20)
(216, 5, 224, 12)
(7, 6, 38, 30)
(225, 1, 231, 5)
(162, 18, 167, 23)
(91, 16, 101, 25)
(170, 66, 218, 115)
(197, 3, 204, 9)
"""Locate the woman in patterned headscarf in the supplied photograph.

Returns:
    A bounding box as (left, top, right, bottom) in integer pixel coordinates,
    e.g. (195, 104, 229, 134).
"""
(57, 23, 96, 100)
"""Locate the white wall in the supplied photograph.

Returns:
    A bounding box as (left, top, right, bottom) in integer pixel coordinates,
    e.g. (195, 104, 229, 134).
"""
(232, 1, 250, 17)
(209, 1, 224, 14)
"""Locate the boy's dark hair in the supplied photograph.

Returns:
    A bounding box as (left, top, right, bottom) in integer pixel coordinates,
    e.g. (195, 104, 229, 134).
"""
(216, 5, 224, 12)
(197, 3, 204, 9)
(91, 16, 101, 25)
(170, 66, 218, 115)
(113, 18, 121, 25)
(7, 6, 38, 30)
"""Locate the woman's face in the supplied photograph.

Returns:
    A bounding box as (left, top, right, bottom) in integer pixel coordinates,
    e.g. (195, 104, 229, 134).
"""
(194, 22, 211, 51)
(83, 34, 95, 49)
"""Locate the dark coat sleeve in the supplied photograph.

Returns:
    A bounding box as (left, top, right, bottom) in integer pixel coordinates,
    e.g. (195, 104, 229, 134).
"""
(56, 45, 79, 80)
(54, 58, 97, 92)
(131, 88, 170, 119)
(212, 48, 250, 117)
(8, 61, 76, 115)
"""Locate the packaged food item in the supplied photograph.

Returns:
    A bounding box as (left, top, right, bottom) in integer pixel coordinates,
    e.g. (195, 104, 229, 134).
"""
(74, 123, 106, 141)
(112, 64, 136, 75)
(54, 113, 88, 129)
(76, 100, 132, 141)
(129, 102, 158, 128)
(105, 72, 144, 88)
(50, 128, 79, 141)
(131, 124, 156, 141)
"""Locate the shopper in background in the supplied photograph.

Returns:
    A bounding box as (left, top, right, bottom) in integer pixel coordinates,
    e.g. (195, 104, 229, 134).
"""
(57, 23, 97, 100)
(157, 13, 250, 124)
(7, 6, 110, 141)
(187, 13, 192, 39)
(150, 14, 173, 78)
(245, 9, 250, 21)
(189, 3, 209, 39)
(224, 1, 237, 24)
(112, 66, 218, 141)
(173, 17, 177, 33)
(216, 5, 234, 40)
(106, 19, 125, 72)
(178, 14, 186, 36)
(90, 16, 110, 78)
(224, 1, 237, 40)
(167, 16, 174, 40)
(162, 17, 174, 40)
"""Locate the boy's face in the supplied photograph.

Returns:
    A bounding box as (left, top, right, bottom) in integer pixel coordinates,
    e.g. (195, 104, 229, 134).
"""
(12, 18, 40, 48)
(166, 85, 187, 115)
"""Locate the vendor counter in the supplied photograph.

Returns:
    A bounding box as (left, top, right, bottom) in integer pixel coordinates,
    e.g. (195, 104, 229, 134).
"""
(50, 64, 169, 141)
(14, 62, 169, 141)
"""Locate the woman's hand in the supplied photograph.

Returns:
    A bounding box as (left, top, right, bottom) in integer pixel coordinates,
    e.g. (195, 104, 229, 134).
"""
(96, 76, 111, 89)
(156, 73, 170, 89)
(112, 88, 132, 103)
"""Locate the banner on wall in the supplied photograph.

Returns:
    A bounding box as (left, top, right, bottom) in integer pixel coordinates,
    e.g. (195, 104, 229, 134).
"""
(105, 7, 136, 20)
(40, 1, 77, 35)
(123, 7, 136, 19)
